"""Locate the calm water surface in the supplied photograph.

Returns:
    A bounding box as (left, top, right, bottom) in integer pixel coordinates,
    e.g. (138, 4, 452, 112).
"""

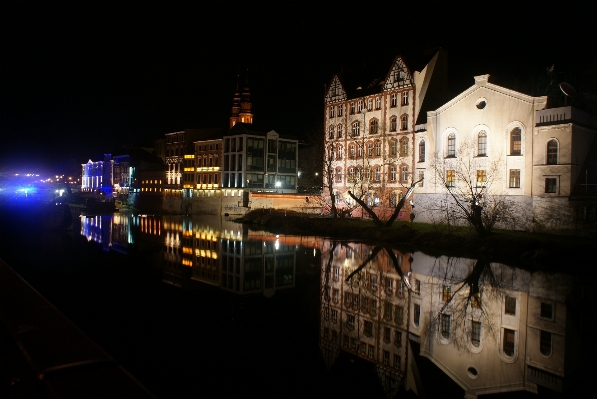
(0, 205, 593, 398)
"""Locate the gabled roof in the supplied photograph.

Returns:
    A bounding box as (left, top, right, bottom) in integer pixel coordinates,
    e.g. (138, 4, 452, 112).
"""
(431, 74, 547, 116)
(324, 48, 446, 102)
(324, 75, 347, 103)
(382, 56, 414, 91)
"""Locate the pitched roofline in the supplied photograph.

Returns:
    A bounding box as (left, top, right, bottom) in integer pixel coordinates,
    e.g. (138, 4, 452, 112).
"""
(431, 74, 548, 115)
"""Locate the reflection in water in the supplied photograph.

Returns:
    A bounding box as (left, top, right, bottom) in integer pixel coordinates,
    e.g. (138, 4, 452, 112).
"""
(81, 214, 299, 297)
(320, 241, 587, 398)
(77, 214, 589, 397)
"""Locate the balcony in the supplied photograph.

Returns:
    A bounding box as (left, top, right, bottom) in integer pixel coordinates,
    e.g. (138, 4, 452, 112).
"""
(536, 106, 597, 128)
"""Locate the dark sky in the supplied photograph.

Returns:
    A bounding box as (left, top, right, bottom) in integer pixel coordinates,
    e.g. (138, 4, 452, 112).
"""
(1, 1, 594, 173)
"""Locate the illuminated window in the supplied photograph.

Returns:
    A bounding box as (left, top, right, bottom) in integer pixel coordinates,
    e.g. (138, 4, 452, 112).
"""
(402, 91, 409, 106)
(338, 104, 343, 116)
(391, 93, 397, 107)
(476, 170, 486, 187)
(367, 98, 373, 111)
(509, 169, 520, 188)
(447, 133, 456, 157)
(478, 130, 487, 156)
(442, 285, 452, 302)
(510, 128, 521, 155)
(547, 139, 558, 164)
(375, 97, 381, 109)
(357, 101, 363, 112)
(390, 166, 396, 181)
(446, 170, 455, 187)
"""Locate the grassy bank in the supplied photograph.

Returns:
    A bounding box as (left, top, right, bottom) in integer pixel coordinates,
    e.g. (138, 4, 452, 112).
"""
(237, 210, 595, 275)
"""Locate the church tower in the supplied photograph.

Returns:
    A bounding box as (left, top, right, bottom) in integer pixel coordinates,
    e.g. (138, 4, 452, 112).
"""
(230, 70, 253, 128)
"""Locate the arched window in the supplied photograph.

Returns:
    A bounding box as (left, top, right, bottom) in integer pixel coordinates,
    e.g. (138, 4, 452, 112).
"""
(357, 145, 363, 158)
(547, 139, 558, 164)
(328, 126, 334, 140)
(375, 97, 381, 110)
(337, 146, 343, 160)
(390, 140, 397, 156)
(510, 128, 521, 155)
(349, 144, 355, 158)
(367, 98, 373, 111)
(349, 167, 355, 181)
(370, 119, 378, 134)
(478, 130, 487, 156)
(352, 122, 360, 137)
(375, 167, 381, 181)
(419, 140, 426, 162)
(401, 115, 408, 130)
(328, 146, 334, 161)
(447, 133, 456, 157)
(390, 116, 397, 132)
(375, 141, 381, 156)
(337, 124, 343, 138)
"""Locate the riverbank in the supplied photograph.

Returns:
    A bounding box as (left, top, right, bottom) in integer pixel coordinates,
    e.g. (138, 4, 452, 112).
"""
(237, 210, 595, 274)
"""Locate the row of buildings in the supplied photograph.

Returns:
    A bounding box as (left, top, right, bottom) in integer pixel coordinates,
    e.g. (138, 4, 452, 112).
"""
(79, 48, 596, 233)
(80, 77, 313, 214)
(323, 48, 597, 233)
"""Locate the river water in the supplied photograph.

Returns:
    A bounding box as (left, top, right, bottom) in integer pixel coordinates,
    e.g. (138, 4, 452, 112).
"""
(0, 204, 593, 398)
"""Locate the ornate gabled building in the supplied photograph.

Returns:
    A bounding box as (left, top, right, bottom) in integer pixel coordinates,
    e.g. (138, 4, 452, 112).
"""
(323, 48, 448, 219)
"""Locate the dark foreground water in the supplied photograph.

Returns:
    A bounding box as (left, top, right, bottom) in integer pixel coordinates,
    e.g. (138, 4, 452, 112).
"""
(0, 201, 594, 398)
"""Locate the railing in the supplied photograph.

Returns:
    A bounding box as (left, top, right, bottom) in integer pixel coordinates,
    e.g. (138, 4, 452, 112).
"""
(0, 260, 156, 399)
(536, 106, 597, 128)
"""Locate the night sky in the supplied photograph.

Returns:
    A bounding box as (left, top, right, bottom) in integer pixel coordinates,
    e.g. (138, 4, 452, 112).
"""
(1, 1, 594, 173)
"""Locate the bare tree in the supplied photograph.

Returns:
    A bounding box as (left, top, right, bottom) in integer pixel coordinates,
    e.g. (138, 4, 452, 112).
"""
(429, 138, 522, 236)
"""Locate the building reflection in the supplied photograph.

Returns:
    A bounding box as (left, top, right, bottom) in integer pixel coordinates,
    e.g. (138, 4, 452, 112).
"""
(319, 242, 586, 398)
(80, 213, 161, 253)
(160, 215, 297, 296)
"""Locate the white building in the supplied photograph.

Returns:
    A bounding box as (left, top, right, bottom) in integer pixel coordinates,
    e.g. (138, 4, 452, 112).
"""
(413, 74, 597, 233)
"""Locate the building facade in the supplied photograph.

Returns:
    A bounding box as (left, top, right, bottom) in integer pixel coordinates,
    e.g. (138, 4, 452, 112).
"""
(323, 49, 448, 219)
(413, 74, 597, 233)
